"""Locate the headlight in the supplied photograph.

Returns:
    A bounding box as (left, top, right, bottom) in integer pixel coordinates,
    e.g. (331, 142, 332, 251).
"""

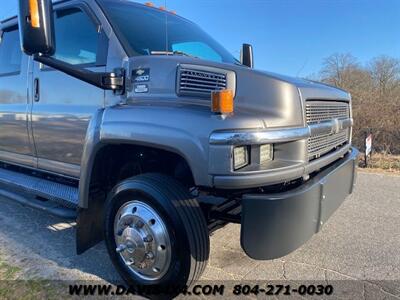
(233, 146, 249, 170)
(260, 144, 273, 164)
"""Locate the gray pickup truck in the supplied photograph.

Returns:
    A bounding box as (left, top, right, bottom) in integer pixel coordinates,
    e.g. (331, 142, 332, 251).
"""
(0, 0, 357, 293)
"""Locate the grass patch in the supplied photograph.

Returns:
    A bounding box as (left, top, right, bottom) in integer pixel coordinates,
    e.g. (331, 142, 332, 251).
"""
(0, 261, 21, 279)
(358, 153, 400, 173)
(0, 257, 64, 300)
(0, 280, 66, 300)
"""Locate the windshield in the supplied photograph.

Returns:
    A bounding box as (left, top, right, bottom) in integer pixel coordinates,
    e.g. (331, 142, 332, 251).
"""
(99, 0, 238, 64)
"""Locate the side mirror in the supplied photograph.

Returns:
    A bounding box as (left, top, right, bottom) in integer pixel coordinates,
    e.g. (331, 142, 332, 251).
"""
(17, 0, 124, 92)
(18, 0, 55, 56)
(241, 43, 254, 68)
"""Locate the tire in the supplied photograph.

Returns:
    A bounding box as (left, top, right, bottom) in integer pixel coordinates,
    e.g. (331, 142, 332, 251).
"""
(104, 173, 210, 297)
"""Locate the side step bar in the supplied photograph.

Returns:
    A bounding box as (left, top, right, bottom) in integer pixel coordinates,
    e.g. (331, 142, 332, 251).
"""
(0, 189, 76, 219)
(0, 166, 79, 211)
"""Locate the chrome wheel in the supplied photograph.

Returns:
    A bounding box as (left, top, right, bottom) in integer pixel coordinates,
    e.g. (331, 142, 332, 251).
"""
(114, 200, 171, 281)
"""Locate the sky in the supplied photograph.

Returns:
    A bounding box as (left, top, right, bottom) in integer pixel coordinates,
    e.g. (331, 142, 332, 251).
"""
(1, 0, 399, 77)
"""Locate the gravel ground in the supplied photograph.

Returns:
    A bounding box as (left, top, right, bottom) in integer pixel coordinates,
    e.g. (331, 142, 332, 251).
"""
(0, 171, 399, 299)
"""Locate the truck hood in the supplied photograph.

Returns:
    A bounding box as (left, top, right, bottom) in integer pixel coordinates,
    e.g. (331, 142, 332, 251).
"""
(125, 56, 350, 128)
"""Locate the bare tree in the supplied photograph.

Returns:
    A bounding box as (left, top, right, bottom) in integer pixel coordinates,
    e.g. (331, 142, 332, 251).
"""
(368, 55, 400, 98)
(320, 53, 359, 89)
(314, 53, 400, 154)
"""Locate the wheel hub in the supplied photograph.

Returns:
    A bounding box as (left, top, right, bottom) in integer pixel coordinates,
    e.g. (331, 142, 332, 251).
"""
(114, 201, 171, 281)
(122, 227, 147, 262)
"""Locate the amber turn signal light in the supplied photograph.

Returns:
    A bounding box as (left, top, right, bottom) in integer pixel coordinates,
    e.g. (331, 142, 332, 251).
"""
(211, 89, 234, 114)
(29, 0, 40, 28)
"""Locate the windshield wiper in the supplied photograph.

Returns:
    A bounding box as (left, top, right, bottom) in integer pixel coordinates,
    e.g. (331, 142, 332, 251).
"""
(150, 50, 199, 59)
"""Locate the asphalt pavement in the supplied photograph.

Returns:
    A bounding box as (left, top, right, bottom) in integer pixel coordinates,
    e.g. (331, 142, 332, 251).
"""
(0, 171, 399, 299)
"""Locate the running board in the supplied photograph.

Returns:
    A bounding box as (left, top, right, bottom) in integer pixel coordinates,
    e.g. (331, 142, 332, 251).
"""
(0, 167, 79, 209)
(0, 189, 76, 219)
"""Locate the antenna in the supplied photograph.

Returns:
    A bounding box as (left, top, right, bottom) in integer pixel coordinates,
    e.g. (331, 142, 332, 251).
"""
(296, 58, 308, 77)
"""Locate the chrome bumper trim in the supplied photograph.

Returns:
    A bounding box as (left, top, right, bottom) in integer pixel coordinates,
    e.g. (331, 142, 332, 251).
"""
(209, 127, 310, 146)
(309, 118, 353, 136)
(210, 118, 353, 146)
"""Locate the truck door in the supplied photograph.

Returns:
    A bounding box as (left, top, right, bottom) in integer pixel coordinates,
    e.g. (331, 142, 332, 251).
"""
(0, 23, 36, 168)
(31, 3, 108, 178)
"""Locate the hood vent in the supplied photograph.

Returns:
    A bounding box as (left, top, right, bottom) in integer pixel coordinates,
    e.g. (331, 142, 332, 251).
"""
(177, 64, 236, 97)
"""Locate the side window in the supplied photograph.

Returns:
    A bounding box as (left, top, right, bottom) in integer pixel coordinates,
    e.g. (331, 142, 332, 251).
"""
(0, 28, 22, 75)
(53, 8, 100, 65)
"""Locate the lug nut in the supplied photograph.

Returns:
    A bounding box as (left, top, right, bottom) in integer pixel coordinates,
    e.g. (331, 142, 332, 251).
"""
(139, 263, 146, 269)
(126, 259, 135, 266)
(146, 252, 154, 260)
(144, 235, 153, 243)
(116, 244, 127, 253)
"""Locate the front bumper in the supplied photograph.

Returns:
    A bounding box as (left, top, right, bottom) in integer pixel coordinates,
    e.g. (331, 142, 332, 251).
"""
(240, 147, 358, 260)
(209, 118, 353, 189)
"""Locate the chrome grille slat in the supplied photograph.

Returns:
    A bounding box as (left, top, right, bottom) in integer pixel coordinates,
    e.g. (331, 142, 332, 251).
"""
(306, 101, 351, 160)
(178, 68, 227, 96)
(181, 69, 227, 78)
(180, 81, 226, 87)
(180, 77, 227, 85)
(306, 101, 349, 124)
(181, 74, 227, 81)
(308, 130, 349, 158)
(180, 86, 225, 93)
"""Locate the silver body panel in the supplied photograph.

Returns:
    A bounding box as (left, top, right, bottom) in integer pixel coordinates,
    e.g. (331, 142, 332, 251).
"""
(30, 0, 118, 177)
(31, 64, 105, 173)
(0, 0, 353, 209)
(0, 44, 36, 167)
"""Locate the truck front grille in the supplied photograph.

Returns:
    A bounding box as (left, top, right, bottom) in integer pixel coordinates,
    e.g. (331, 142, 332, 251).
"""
(306, 101, 350, 124)
(308, 130, 349, 159)
(177, 67, 227, 97)
(306, 101, 350, 160)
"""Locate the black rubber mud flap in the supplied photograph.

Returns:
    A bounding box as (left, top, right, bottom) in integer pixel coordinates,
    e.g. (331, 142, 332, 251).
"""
(76, 191, 106, 255)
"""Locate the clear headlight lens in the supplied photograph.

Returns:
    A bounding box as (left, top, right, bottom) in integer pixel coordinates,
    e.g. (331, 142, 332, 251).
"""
(233, 146, 249, 170)
(260, 144, 273, 164)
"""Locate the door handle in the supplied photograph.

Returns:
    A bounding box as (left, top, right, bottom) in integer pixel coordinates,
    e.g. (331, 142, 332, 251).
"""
(33, 78, 40, 102)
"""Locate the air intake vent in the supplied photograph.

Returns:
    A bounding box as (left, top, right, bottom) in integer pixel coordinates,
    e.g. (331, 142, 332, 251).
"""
(177, 65, 235, 97)
(306, 100, 351, 160)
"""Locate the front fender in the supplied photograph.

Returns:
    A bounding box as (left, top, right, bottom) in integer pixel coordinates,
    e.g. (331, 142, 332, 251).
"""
(79, 105, 214, 209)
(76, 106, 211, 253)
(99, 119, 209, 190)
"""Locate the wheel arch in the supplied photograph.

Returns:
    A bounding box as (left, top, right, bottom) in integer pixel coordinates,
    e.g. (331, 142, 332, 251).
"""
(79, 116, 210, 210)
(76, 110, 207, 254)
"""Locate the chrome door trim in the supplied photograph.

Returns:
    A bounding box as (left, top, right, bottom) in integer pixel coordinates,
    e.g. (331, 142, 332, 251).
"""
(37, 158, 81, 178)
(0, 151, 36, 168)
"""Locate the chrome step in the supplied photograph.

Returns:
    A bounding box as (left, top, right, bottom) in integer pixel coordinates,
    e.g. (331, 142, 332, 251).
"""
(0, 167, 78, 209)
